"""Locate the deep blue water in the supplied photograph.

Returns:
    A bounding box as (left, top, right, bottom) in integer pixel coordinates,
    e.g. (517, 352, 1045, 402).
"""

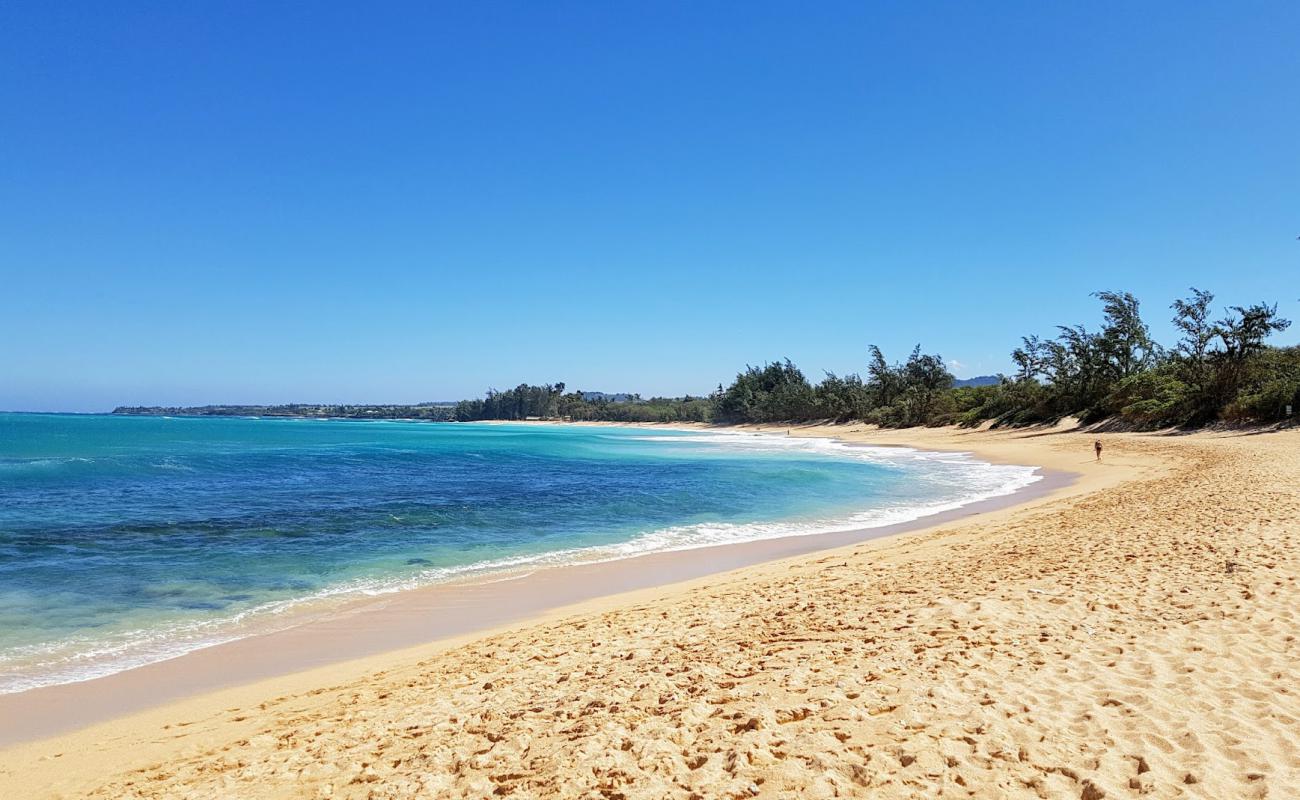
(0, 413, 1038, 691)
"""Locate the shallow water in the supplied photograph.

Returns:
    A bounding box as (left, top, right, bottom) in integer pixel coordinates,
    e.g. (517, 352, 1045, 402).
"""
(0, 414, 1039, 692)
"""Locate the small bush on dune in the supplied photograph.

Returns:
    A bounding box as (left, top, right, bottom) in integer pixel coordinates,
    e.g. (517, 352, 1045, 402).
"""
(1224, 379, 1300, 422)
(1110, 368, 1194, 428)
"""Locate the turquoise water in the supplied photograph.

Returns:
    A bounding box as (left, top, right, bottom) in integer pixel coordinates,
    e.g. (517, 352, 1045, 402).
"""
(0, 414, 1039, 692)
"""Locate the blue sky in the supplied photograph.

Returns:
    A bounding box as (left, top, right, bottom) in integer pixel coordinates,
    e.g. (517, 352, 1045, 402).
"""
(2, 2, 1297, 411)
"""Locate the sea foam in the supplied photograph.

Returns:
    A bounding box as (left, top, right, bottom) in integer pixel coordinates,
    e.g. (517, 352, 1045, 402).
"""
(0, 419, 1040, 694)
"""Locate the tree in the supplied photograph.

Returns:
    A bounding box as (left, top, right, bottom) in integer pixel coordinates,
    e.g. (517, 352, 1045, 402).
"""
(1011, 335, 1047, 381)
(900, 346, 954, 424)
(1093, 290, 1159, 380)
(1210, 302, 1292, 407)
(1051, 324, 1107, 412)
(815, 372, 871, 422)
(714, 360, 815, 423)
(1171, 288, 1216, 365)
(1215, 302, 1292, 362)
(862, 345, 952, 426)
(866, 345, 903, 408)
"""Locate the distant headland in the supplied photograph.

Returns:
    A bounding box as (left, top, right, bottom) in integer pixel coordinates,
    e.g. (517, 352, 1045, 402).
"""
(111, 403, 459, 421)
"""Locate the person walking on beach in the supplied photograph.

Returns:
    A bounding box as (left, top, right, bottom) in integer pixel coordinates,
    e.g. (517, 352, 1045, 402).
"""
(1094, 439, 1103, 461)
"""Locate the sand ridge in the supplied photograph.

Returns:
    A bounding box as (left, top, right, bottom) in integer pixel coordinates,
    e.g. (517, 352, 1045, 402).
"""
(2, 424, 1297, 798)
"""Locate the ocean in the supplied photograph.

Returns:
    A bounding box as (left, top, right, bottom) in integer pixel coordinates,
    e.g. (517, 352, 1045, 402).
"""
(0, 413, 1040, 693)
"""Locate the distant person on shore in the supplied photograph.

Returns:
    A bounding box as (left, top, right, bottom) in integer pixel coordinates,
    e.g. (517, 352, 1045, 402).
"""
(1094, 439, 1103, 461)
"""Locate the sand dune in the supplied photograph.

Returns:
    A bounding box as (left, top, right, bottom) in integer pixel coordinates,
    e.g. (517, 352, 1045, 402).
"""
(2, 423, 1298, 798)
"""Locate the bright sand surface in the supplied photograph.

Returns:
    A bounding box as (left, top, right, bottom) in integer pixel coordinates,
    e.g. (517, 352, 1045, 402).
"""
(2, 422, 1298, 798)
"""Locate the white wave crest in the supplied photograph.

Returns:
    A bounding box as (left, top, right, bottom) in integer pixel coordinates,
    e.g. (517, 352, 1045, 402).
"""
(0, 430, 1041, 694)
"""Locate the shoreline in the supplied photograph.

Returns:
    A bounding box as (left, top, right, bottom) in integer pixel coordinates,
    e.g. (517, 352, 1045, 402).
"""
(9, 420, 1257, 799)
(0, 423, 1069, 747)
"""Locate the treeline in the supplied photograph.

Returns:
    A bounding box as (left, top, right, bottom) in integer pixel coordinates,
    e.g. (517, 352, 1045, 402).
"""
(988, 290, 1294, 427)
(120, 288, 1295, 431)
(452, 383, 712, 423)
(454, 288, 1296, 430)
(711, 347, 954, 426)
(711, 288, 1295, 428)
(453, 384, 568, 421)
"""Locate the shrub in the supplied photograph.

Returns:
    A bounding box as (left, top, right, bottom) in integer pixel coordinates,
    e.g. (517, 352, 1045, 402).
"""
(1223, 379, 1300, 422)
(1111, 369, 1194, 428)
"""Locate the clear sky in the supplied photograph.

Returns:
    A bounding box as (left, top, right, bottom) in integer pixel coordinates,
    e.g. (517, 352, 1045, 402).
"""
(2, 2, 1297, 411)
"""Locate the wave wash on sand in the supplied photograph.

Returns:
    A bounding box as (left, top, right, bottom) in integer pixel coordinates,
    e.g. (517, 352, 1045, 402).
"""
(0, 418, 1039, 695)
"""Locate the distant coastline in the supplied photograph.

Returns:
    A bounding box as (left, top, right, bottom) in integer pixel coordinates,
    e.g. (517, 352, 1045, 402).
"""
(111, 403, 459, 420)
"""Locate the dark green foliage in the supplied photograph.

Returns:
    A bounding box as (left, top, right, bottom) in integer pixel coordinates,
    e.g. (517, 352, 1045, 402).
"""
(710, 347, 952, 428)
(1093, 290, 1161, 380)
(453, 383, 567, 421)
(452, 384, 713, 423)
(900, 347, 955, 424)
(713, 360, 816, 423)
(559, 393, 713, 423)
(946, 379, 1055, 428)
(1047, 289, 1292, 428)
(719, 288, 1293, 431)
(814, 373, 873, 422)
(1207, 302, 1292, 412)
(1037, 293, 1158, 420)
(1220, 346, 1300, 423)
(1110, 366, 1195, 427)
(858, 346, 955, 427)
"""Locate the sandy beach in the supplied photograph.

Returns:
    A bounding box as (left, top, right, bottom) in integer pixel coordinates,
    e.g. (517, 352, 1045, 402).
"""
(2, 421, 1298, 798)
